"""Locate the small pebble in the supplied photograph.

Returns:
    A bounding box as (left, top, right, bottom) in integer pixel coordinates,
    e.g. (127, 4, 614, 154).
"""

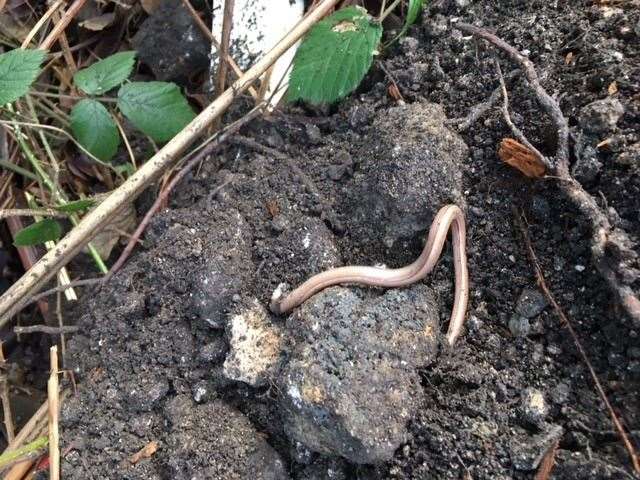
(519, 388, 549, 428)
(574, 265, 585, 272)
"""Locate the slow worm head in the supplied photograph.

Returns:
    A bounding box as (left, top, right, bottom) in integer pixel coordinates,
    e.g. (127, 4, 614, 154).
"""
(270, 204, 469, 346)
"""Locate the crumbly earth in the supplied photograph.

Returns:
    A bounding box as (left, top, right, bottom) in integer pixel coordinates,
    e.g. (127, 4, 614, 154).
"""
(56, 0, 639, 478)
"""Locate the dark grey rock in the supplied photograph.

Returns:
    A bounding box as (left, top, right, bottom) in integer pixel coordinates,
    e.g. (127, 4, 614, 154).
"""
(515, 289, 548, 319)
(132, 0, 210, 84)
(327, 150, 354, 181)
(342, 102, 466, 252)
(198, 337, 228, 364)
(164, 396, 290, 479)
(550, 382, 570, 405)
(306, 124, 323, 144)
(509, 315, 531, 338)
(188, 209, 253, 329)
(263, 217, 341, 288)
(551, 450, 630, 479)
(125, 374, 169, 412)
(518, 388, 549, 428)
(296, 457, 349, 480)
(572, 145, 603, 184)
(579, 98, 625, 135)
(509, 424, 563, 471)
(279, 284, 440, 464)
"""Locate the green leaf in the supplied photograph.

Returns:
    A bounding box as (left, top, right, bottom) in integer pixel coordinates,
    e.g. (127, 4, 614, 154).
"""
(117, 81, 196, 142)
(70, 99, 120, 161)
(0, 49, 45, 105)
(73, 51, 136, 95)
(113, 163, 135, 177)
(393, 0, 425, 42)
(14, 219, 62, 246)
(55, 199, 95, 213)
(288, 6, 382, 105)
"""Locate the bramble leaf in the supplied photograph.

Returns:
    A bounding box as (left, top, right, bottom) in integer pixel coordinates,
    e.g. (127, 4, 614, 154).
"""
(117, 81, 195, 142)
(74, 51, 136, 95)
(71, 99, 120, 161)
(288, 6, 382, 104)
(0, 49, 45, 105)
(14, 219, 62, 246)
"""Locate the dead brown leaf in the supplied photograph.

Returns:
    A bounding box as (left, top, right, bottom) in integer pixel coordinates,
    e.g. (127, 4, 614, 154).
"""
(498, 138, 546, 178)
(129, 441, 158, 465)
(388, 83, 403, 102)
(79, 12, 116, 31)
(140, 0, 162, 14)
(84, 197, 136, 259)
(608, 81, 618, 95)
(534, 440, 559, 480)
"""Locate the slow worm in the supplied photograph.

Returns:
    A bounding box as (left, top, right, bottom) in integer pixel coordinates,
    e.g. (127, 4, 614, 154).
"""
(270, 204, 469, 346)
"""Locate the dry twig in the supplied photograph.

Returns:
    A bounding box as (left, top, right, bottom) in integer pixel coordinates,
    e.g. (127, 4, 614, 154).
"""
(454, 22, 640, 327)
(516, 211, 640, 474)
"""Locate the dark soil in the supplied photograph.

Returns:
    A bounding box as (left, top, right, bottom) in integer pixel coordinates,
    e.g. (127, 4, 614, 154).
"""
(55, 0, 640, 478)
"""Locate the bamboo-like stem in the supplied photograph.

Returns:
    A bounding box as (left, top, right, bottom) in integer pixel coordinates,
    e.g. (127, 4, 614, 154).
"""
(0, 0, 342, 325)
(47, 347, 60, 480)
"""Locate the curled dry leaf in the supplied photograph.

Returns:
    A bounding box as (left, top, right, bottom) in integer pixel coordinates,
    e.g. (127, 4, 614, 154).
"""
(79, 12, 116, 31)
(128, 441, 158, 465)
(84, 196, 137, 259)
(498, 138, 546, 178)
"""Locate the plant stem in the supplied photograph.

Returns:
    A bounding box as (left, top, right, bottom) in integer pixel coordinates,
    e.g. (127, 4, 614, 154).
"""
(379, 0, 402, 22)
(0, 436, 48, 469)
(0, 160, 39, 181)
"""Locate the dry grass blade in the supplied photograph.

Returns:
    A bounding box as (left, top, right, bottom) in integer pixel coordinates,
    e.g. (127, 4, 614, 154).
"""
(516, 210, 640, 474)
(0, 346, 14, 444)
(39, 0, 88, 50)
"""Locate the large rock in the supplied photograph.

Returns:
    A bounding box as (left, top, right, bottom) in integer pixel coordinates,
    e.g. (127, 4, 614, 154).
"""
(278, 284, 440, 464)
(341, 102, 467, 252)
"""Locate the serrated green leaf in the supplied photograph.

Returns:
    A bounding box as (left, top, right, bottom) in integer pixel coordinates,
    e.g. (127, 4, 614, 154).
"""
(55, 199, 95, 213)
(393, 0, 425, 42)
(117, 81, 196, 142)
(71, 99, 120, 161)
(74, 51, 136, 95)
(288, 6, 382, 105)
(0, 49, 45, 105)
(13, 219, 62, 246)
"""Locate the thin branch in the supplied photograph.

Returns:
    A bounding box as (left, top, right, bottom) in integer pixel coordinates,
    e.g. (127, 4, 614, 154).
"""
(180, 0, 259, 99)
(515, 210, 640, 475)
(215, 0, 235, 99)
(14, 325, 79, 335)
(454, 23, 569, 171)
(454, 22, 640, 327)
(0, 208, 68, 220)
(494, 60, 551, 170)
(39, 0, 88, 51)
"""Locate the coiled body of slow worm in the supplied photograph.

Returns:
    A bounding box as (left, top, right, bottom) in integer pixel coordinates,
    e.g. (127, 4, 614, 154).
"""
(270, 204, 469, 346)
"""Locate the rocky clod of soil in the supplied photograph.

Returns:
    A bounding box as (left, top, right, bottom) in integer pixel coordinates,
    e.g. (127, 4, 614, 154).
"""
(279, 285, 440, 463)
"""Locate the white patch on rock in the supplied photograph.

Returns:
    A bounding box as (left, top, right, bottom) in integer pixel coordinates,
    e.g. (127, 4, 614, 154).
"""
(223, 299, 283, 386)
